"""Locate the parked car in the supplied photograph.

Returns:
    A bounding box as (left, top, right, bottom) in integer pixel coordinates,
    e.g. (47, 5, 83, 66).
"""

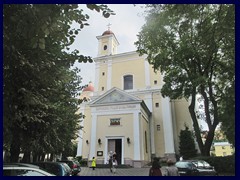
(58, 160, 81, 175)
(3, 163, 55, 176)
(175, 160, 218, 176)
(34, 162, 72, 176)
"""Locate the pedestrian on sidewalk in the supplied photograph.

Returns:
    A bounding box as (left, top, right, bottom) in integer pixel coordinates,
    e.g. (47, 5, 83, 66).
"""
(149, 157, 162, 176)
(91, 157, 96, 170)
(165, 159, 179, 176)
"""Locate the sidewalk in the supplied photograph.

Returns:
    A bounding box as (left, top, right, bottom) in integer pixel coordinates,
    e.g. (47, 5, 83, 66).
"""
(77, 166, 168, 176)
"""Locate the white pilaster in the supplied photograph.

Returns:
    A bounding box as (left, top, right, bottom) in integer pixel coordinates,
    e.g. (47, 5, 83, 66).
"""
(94, 63, 99, 92)
(89, 113, 97, 158)
(144, 59, 151, 88)
(150, 115, 155, 154)
(161, 97, 175, 154)
(133, 111, 141, 160)
(107, 59, 112, 90)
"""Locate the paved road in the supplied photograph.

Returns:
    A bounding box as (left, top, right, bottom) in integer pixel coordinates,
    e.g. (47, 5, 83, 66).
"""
(77, 166, 168, 176)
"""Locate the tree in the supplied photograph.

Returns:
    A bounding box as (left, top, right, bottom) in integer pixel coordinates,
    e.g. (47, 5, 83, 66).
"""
(3, 4, 114, 162)
(135, 4, 234, 156)
(179, 125, 197, 159)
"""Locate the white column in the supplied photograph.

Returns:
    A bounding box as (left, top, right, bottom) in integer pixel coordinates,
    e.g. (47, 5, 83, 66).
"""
(150, 115, 155, 154)
(89, 113, 97, 158)
(133, 111, 141, 160)
(161, 97, 175, 154)
(107, 59, 112, 90)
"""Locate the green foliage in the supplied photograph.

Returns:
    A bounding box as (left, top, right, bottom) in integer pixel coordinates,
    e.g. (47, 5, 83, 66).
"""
(192, 155, 235, 174)
(135, 4, 235, 156)
(179, 125, 197, 159)
(3, 4, 114, 162)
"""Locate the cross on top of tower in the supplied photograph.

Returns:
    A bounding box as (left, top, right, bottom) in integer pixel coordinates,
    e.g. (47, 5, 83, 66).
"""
(107, 23, 112, 30)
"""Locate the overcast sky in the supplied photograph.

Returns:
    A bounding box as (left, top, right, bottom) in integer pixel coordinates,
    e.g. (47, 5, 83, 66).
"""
(70, 4, 146, 85)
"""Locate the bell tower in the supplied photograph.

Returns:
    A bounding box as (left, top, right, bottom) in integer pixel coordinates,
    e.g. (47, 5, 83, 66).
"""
(96, 24, 119, 57)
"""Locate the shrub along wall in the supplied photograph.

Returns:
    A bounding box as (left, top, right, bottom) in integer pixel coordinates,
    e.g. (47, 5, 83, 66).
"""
(193, 155, 235, 174)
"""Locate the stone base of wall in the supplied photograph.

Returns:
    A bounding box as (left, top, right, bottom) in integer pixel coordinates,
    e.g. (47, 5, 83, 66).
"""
(88, 158, 149, 168)
(164, 153, 176, 162)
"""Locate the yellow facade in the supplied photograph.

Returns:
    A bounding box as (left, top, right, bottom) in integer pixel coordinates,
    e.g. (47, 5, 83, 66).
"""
(77, 30, 192, 167)
(211, 142, 234, 157)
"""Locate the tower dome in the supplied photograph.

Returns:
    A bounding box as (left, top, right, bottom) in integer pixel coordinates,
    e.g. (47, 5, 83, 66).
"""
(82, 82, 94, 92)
(102, 30, 114, 36)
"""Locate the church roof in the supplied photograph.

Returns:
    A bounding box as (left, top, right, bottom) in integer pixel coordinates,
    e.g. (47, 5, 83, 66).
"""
(102, 30, 114, 36)
(90, 87, 142, 106)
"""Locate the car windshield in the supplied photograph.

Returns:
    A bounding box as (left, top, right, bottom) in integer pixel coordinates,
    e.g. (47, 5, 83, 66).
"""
(176, 162, 194, 168)
(191, 160, 211, 168)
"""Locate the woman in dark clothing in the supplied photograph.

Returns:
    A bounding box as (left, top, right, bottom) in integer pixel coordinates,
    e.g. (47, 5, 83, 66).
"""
(149, 158, 162, 176)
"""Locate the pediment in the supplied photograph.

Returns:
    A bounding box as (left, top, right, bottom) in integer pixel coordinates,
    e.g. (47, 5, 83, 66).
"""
(90, 87, 141, 106)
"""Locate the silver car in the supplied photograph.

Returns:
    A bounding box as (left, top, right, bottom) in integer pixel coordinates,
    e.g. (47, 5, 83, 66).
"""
(3, 163, 55, 176)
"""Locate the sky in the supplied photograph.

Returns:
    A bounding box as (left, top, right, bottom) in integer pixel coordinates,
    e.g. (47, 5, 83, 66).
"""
(70, 4, 146, 86)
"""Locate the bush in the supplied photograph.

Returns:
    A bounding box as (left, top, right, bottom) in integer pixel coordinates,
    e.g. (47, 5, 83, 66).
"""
(193, 155, 235, 174)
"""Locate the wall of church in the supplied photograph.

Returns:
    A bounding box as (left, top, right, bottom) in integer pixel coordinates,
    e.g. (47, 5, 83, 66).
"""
(149, 66, 162, 87)
(111, 57, 146, 90)
(152, 94, 165, 157)
(96, 113, 134, 162)
(98, 63, 108, 91)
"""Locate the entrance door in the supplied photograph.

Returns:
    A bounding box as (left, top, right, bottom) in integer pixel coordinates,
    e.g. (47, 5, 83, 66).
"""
(115, 139, 122, 165)
(107, 139, 122, 165)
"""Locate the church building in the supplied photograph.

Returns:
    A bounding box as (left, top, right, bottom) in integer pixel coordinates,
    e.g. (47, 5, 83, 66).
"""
(76, 28, 192, 168)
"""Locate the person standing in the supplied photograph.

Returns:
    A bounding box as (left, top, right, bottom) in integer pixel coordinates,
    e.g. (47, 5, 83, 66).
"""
(166, 159, 179, 176)
(108, 151, 113, 173)
(91, 157, 96, 170)
(149, 157, 162, 176)
(112, 155, 117, 174)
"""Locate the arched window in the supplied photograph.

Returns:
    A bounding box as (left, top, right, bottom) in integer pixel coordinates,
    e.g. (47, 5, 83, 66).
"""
(123, 75, 133, 90)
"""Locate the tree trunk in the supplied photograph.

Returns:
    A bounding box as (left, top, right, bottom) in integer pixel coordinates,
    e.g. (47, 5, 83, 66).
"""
(40, 153, 45, 161)
(22, 151, 30, 163)
(10, 137, 21, 162)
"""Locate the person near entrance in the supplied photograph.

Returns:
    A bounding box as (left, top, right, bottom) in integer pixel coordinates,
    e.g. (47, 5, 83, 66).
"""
(108, 151, 113, 173)
(112, 152, 118, 174)
(91, 157, 96, 170)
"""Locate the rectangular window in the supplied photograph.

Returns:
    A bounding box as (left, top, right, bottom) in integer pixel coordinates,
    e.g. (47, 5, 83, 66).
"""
(124, 75, 133, 90)
(110, 118, 120, 126)
(155, 103, 159, 107)
(157, 125, 160, 131)
(102, 72, 105, 76)
(154, 80, 157, 85)
(102, 87, 104, 91)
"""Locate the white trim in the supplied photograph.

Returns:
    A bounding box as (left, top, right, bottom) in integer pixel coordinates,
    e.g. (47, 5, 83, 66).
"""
(94, 63, 100, 92)
(133, 111, 141, 160)
(107, 59, 112, 90)
(144, 59, 151, 88)
(89, 113, 97, 158)
(161, 97, 175, 154)
(150, 115, 155, 154)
